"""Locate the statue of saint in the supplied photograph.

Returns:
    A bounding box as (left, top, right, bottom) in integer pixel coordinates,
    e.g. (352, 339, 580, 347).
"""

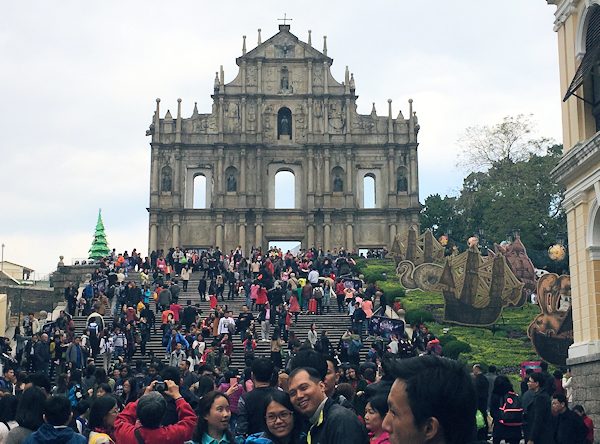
(397, 175, 408, 193)
(161, 168, 172, 192)
(280, 115, 290, 135)
(226, 174, 237, 192)
(333, 175, 343, 192)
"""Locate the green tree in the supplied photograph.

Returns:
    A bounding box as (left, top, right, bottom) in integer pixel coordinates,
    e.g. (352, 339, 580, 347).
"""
(88, 209, 110, 260)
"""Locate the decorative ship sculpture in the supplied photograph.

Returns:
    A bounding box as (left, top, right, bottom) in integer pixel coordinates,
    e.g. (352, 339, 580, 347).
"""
(494, 234, 536, 307)
(528, 273, 573, 366)
(437, 245, 523, 326)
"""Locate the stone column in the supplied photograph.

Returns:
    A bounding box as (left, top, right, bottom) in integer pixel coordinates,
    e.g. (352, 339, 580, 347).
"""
(324, 221, 331, 252)
(255, 223, 263, 249)
(324, 98, 329, 135)
(215, 225, 223, 250)
(307, 148, 314, 193)
(257, 61, 263, 94)
(216, 147, 224, 194)
(256, 147, 263, 206)
(308, 97, 313, 133)
(410, 149, 418, 193)
(239, 220, 246, 255)
(307, 61, 313, 94)
(241, 97, 246, 135)
(389, 223, 397, 247)
(218, 97, 224, 135)
(346, 224, 354, 252)
(150, 146, 159, 194)
(173, 150, 182, 205)
(149, 221, 158, 253)
(324, 148, 330, 193)
(240, 148, 247, 192)
(172, 223, 180, 248)
(241, 61, 246, 94)
(307, 224, 315, 247)
(346, 148, 353, 193)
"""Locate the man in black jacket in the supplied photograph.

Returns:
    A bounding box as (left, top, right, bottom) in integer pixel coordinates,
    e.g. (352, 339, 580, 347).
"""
(524, 372, 555, 444)
(288, 366, 367, 444)
(237, 358, 277, 436)
(551, 393, 587, 444)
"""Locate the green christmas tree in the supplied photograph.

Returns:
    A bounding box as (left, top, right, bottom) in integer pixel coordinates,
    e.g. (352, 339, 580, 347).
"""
(88, 209, 110, 260)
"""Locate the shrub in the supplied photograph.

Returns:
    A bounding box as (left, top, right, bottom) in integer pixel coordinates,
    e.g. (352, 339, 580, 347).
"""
(405, 309, 434, 326)
(443, 340, 472, 360)
(377, 281, 406, 299)
(438, 334, 457, 347)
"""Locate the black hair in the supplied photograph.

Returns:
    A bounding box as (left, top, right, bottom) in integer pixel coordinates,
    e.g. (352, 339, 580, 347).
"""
(540, 361, 549, 371)
(0, 394, 18, 422)
(553, 370, 563, 379)
(388, 356, 476, 444)
(123, 377, 139, 404)
(366, 394, 389, 418)
(94, 368, 108, 384)
(289, 350, 328, 380)
(492, 375, 514, 396)
(85, 364, 96, 378)
(192, 391, 234, 443)
(28, 372, 51, 394)
(488, 365, 497, 373)
(262, 390, 302, 443)
(529, 372, 545, 385)
(573, 404, 586, 415)
(196, 375, 216, 398)
(44, 395, 72, 426)
(88, 396, 117, 429)
(288, 366, 322, 385)
(251, 358, 275, 383)
(137, 393, 166, 428)
(160, 366, 181, 385)
(552, 393, 568, 407)
(97, 383, 112, 395)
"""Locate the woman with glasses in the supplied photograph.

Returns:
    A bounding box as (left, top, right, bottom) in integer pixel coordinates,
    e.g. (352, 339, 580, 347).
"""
(245, 391, 303, 444)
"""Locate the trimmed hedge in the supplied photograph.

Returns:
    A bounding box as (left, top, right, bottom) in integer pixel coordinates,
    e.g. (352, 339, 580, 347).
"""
(443, 340, 472, 360)
(405, 309, 434, 326)
(377, 281, 406, 299)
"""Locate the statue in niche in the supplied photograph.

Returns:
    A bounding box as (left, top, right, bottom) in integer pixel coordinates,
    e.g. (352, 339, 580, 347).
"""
(280, 67, 290, 91)
(161, 167, 172, 192)
(333, 175, 343, 192)
(225, 102, 240, 132)
(280, 115, 290, 135)
(226, 174, 237, 192)
(397, 172, 408, 193)
(313, 101, 323, 133)
(328, 103, 344, 132)
(247, 104, 256, 132)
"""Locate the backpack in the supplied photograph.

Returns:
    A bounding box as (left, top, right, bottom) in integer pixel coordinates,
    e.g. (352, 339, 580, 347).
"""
(498, 391, 524, 427)
(87, 321, 98, 337)
(227, 320, 237, 335)
(349, 338, 362, 354)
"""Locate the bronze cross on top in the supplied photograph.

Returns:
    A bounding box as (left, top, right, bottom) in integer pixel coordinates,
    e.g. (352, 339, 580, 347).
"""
(278, 13, 293, 26)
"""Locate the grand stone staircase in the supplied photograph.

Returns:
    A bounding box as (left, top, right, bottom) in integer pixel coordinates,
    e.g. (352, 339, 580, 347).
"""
(72, 271, 373, 371)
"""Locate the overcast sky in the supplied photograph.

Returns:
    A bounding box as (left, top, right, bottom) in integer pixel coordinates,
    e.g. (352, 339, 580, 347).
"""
(0, 1, 563, 277)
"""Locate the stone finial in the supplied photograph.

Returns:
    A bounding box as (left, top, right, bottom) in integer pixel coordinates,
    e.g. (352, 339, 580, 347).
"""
(397, 109, 404, 120)
(388, 99, 392, 118)
(350, 73, 355, 90)
(258, 28, 262, 45)
(371, 102, 377, 116)
(323, 35, 327, 55)
(242, 35, 247, 54)
(177, 98, 182, 117)
(192, 102, 199, 117)
(308, 30, 312, 46)
(220, 65, 224, 86)
(165, 109, 173, 120)
(409, 98, 413, 116)
(214, 72, 219, 90)
(345, 66, 350, 84)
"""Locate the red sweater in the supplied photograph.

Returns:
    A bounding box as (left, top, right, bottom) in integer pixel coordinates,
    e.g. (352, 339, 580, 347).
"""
(114, 397, 197, 444)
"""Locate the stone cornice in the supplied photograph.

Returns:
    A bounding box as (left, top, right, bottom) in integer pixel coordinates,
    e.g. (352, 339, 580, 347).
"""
(552, 0, 578, 31)
(551, 131, 600, 185)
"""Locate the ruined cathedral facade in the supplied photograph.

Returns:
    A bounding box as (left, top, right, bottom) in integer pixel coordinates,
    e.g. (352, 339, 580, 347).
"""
(147, 25, 421, 254)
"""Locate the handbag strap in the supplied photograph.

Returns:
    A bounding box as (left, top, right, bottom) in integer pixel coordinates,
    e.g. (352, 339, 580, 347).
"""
(134, 428, 145, 444)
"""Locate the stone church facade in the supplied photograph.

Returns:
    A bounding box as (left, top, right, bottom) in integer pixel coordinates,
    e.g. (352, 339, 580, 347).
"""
(147, 25, 421, 254)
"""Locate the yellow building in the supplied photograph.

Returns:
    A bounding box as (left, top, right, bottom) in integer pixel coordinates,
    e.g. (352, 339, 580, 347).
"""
(547, 0, 600, 411)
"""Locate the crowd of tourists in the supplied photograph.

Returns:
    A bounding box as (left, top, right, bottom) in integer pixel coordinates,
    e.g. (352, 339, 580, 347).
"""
(0, 245, 594, 443)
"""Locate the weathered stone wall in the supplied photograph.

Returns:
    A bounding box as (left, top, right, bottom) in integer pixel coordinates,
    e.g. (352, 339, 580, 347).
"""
(0, 285, 56, 315)
(50, 264, 96, 302)
(568, 353, 600, 441)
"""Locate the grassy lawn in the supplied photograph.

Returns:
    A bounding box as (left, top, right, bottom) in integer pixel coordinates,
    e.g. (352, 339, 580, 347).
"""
(354, 259, 541, 377)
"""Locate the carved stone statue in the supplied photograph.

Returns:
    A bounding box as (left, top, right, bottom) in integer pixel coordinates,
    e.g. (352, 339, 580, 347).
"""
(161, 167, 172, 192)
(281, 67, 290, 90)
(226, 174, 237, 192)
(333, 175, 343, 192)
(397, 175, 408, 193)
(280, 115, 290, 135)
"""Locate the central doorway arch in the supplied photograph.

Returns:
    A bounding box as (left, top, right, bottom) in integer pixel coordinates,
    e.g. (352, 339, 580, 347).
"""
(268, 240, 302, 256)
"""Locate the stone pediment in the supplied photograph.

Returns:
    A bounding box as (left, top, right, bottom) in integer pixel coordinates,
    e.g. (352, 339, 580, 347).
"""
(237, 27, 332, 64)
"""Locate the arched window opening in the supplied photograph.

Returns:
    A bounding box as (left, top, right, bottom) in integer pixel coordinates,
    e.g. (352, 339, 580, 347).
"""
(161, 166, 172, 193)
(363, 174, 376, 208)
(278, 107, 292, 140)
(193, 174, 207, 209)
(275, 170, 295, 209)
(225, 166, 238, 192)
(397, 167, 408, 193)
(332, 166, 345, 192)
